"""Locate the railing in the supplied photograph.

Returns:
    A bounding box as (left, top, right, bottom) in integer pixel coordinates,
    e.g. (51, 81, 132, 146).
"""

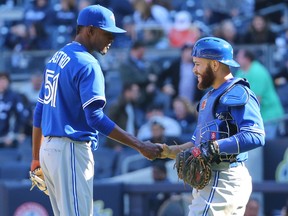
(1, 180, 287, 216)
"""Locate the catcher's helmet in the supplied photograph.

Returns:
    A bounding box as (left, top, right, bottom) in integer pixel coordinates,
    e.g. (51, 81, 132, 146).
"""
(192, 37, 240, 67)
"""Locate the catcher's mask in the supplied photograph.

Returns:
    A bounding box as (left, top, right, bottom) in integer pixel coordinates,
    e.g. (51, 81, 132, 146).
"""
(192, 37, 240, 68)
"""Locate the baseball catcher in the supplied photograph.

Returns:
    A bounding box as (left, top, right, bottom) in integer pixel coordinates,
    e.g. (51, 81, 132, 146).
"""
(159, 36, 265, 215)
(29, 167, 49, 195)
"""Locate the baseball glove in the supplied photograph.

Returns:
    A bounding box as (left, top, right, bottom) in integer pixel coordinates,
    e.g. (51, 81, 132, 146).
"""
(175, 147, 212, 190)
(29, 167, 49, 196)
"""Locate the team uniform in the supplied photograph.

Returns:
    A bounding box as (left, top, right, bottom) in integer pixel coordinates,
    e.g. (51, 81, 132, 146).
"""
(187, 37, 265, 215)
(32, 5, 163, 215)
(32, 5, 129, 215)
(189, 78, 264, 215)
(35, 41, 105, 215)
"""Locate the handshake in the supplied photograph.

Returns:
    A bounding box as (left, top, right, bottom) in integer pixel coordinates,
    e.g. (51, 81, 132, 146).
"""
(140, 140, 220, 189)
(163, 141, 220, 190)
(141, 140, 219, 162)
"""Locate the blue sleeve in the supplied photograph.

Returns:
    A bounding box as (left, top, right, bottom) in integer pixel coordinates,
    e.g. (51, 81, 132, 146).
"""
(217, 93, 265, 154)
(33, 101, 43, 128)
(79, 63, 106, 109)
(33, 75, 45, 128)
(84, 101, 115, 136)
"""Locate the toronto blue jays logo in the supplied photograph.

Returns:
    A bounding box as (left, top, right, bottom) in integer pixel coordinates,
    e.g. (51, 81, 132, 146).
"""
(200, 99, 207, 110)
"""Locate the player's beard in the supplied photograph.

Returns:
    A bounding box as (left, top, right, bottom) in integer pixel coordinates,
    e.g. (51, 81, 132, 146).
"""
(197, 64, 215, 90)
(100, 48, 107, 55)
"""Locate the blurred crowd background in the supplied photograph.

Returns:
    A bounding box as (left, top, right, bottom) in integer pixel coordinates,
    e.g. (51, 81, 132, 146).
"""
(0, 0, 288, 215)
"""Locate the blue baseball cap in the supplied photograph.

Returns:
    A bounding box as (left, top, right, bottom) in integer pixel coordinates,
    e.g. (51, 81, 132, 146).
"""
(192, 37, 240, 68)
(77, 5, 126, 34)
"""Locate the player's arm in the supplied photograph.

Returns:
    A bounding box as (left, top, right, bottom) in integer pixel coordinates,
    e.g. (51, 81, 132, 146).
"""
(107, 125, 163, 157)
(31, 101, 44, 171)
(30, 100, 47, 195)
(160, 141, 194, 159)
(84, 101, 162, 160)
(160, 127, 197, 159)
(216, 93, 265, 154)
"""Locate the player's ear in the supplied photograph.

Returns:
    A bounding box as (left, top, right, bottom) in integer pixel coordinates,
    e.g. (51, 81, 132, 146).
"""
(87, 25, 96, 36)
(211, 60, 219, 72)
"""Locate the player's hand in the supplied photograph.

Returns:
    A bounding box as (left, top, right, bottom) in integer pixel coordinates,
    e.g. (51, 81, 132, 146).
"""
(139, 141, 163, 160)
(158, 143, 193, 159)
(158, 144, 171, 159)
(31, 159, 40, 171)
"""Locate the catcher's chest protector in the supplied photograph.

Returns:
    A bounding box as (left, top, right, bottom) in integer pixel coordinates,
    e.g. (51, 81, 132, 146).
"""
(195, 78, 247, 146)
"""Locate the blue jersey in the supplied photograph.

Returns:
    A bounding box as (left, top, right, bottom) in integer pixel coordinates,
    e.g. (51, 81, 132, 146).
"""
(37, 41, 106, 144)
(191, 78, 265, 162)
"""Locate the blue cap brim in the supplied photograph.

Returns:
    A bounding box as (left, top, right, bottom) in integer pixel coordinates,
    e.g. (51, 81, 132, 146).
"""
(220, 59, 240, 68)
(100, 26, 126, 33)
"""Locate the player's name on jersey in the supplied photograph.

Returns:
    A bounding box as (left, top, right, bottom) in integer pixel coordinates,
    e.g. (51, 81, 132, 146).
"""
(48, 51, 71, 69)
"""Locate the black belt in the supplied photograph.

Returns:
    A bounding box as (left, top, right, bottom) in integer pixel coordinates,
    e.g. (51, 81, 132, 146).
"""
(220, 154, 238, 163)
(220, 155, 243, 168)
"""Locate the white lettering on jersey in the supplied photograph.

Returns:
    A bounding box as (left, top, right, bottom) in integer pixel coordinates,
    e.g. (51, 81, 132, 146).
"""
(48, 51, 71, 69)
(44, 69, 59, 107)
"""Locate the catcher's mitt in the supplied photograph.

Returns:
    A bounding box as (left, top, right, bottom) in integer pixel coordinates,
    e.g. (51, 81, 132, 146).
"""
(175, 147, 212, 190)
(29, 167, 49, 195)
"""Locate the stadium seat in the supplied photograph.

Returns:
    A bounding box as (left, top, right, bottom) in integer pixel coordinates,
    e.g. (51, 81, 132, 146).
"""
(114, 148, 151, 175)
(0, 161, 30, 180)
(0, 148, 20, 163)
(92, 147, 118, 180)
